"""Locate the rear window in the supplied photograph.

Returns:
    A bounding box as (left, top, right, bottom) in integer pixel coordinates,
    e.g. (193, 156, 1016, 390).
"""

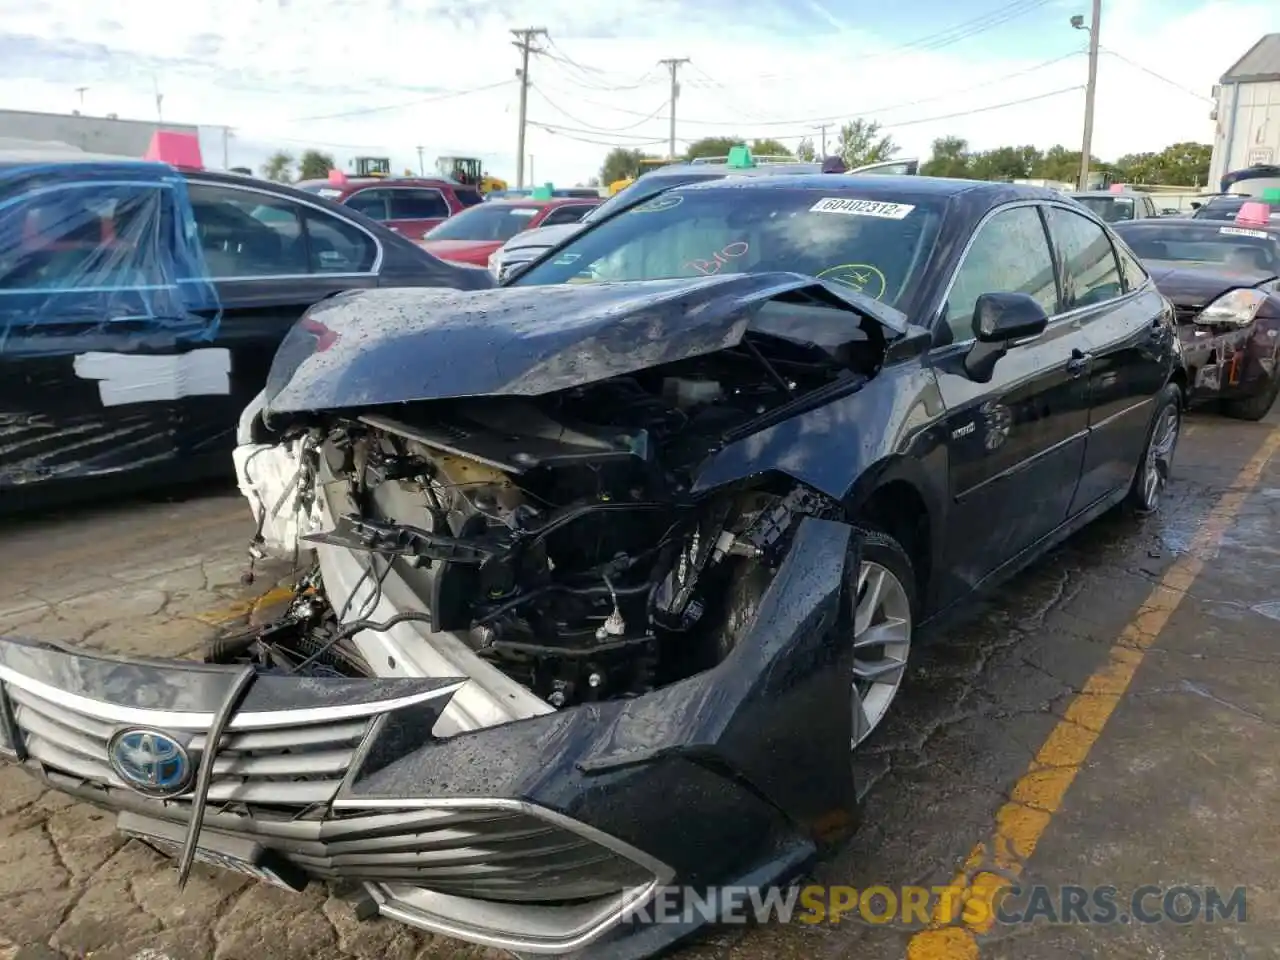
(1115, 223, 1280, 274)
(512, 186, 943, 308)
(424, 203, 540, 242)
(454, 187, 484, 207)
(1072, 195, 1136, 222)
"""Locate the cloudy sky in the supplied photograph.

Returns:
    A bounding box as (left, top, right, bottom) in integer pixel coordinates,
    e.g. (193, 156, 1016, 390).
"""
(0, 0, 1276, 186)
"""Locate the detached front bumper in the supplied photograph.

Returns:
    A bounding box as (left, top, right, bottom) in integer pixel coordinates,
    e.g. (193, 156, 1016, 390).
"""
(0, 516, 863, 959)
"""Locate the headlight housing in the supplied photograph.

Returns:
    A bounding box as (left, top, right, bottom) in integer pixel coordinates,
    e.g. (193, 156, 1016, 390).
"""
(487, 249, 503, 279)
(1196, 288, 1269, 327)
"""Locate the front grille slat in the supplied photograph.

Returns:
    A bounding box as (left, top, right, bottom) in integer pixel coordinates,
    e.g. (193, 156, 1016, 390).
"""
(3, 674, 659, 907)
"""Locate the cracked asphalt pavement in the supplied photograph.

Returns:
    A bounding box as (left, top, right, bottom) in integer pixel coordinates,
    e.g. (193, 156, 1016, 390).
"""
(3, 409, 1280, 960)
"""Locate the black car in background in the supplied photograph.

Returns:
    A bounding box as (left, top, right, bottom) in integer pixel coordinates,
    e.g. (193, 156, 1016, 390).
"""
(1191, 194, 1280, 223)
(0, 154, 490, 510)
(1114, 215, 1280, 419)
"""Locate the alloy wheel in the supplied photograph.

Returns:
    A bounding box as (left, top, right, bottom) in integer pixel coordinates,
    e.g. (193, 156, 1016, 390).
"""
(851, 560, 912, 748)
(1141, 404, 1180, 511)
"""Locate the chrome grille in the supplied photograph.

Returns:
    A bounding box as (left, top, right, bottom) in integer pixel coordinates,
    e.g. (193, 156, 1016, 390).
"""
(9, 683, 368, 806)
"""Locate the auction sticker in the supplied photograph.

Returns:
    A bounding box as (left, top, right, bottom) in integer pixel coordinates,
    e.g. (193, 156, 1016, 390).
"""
(1220, 226, 1269, 239)
(632, 195, 683, 213)
(810, 197, 915, 219)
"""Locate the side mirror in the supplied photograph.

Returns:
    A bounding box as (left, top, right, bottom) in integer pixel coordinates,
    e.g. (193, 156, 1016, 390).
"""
(972, 292, 1049, 342)
(1190, 201, 1203, 210)
(963, 292, 1049, 382)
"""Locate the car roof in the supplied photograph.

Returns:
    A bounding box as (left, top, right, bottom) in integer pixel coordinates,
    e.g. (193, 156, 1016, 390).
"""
(294, 176, 460, 192)
(1071, 190, 1146, 198)
(1116, 216, 1280, 233)
(668, 173, 1061, 202)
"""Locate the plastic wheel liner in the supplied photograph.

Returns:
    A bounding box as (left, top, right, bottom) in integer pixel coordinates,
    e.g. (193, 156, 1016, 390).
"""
(0, 158, 222, 496)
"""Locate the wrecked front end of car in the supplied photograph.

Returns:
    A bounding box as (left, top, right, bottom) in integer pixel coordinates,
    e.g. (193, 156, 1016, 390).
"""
(2, 274, 911, 957)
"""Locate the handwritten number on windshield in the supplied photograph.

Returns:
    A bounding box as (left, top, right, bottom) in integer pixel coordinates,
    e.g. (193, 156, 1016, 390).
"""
(685, 241, 750, 276)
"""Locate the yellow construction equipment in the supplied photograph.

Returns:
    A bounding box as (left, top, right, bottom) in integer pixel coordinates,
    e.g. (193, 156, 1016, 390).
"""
(607, 157, 672, 195)
(436, 156, 507, 195)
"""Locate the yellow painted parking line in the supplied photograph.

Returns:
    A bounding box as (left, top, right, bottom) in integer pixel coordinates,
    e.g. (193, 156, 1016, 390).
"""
(906, 423, 1280, 960)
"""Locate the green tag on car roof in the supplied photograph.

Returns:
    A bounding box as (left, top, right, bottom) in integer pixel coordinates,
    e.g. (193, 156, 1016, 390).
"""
(1263, 188, 1280, 203)
(531, 183, 553, 200)
(726, 146, 754, 169)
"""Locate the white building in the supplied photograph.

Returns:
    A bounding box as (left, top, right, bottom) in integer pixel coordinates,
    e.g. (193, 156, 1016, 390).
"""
(1209, 33, 1280, 190)
(0, 108, 198, 160)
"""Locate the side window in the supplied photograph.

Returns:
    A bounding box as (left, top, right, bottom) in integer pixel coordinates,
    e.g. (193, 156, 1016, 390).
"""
(1113, 239, 1148, 292)
(186, 183, 309, 278)
(1046, 207, 1124, 309)
(389, 190, 449, 220)
(345, 190, 389, 220)
(302, 210, 377, 274)
(1144, 198, 1157, 217)
(539, 205, 593, 226)
(0, 182, 168, 290)
(942, 206, 1057, 344)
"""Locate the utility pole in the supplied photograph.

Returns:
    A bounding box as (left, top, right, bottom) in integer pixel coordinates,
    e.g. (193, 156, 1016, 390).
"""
(1073, 0, 1102, 190)
(74, 86, 88, 111)
(416, 145, 425, 175)
(511, 27, 548, 189)
(814, 124, 829, 157)
(529, 155, 535, 184)
(222, 127, 232, 169)
(659, 58, 690, 160)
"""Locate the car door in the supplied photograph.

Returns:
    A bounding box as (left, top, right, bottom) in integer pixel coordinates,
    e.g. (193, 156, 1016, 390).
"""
(385, 187, 452, 240)
(932, 203, 1093, 595)
(1045, 204, 1173, 513)
(184, 180, 381, 456)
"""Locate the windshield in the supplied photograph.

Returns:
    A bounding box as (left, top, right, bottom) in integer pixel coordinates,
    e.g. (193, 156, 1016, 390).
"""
(1072, 195, 1136, 222)
(424, 203, 540, 242)
(1115, 222, 1280, 274)
(584, 173, 724, 224)
(511, 186, 943, 307)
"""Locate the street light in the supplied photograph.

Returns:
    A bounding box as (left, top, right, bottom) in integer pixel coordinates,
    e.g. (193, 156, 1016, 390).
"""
(1072, 2, 1101, 191)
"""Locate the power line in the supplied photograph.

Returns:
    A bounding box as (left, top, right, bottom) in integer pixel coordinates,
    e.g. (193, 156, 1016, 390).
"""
(530, 84, 668, 132)
(526, 119, 670, 142)
(1099, 46, 1216, 103)
(287, 79, 515, 122)
(525, 52, 1085, 140)
(527, 121, 671, 148)
(538, 37, 663, 92)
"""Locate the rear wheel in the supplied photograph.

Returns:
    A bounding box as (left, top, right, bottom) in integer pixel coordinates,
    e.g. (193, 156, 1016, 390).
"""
(1222, 377, 1280, 421)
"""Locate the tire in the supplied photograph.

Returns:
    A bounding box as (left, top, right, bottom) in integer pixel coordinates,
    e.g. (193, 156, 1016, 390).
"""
(1126, 383, 1182, 514)
(1222, 377, 1280, 421)
(847, 527, 918, 749)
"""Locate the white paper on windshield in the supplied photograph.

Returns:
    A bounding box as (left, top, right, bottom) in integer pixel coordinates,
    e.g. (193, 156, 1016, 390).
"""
(1220, 226, 1268, 239)
(316, 188, 343, 198)
(810, 197, 915, 219)
(510, 208, 538, 217)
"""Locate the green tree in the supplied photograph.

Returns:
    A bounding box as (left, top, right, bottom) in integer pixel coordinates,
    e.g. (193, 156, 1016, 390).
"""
(600, 147, 656, 185)
(835, 119, 898, 168)
(968, 145, 1040, 181)
(260, 151, 295, 183)
(921, 136, 970, 178)
(1152, 142, 1212, 186)
(298, 149, 336, 181)
(795, 137, 816, 162)
(750, 138, 793, 158)
(684, 136, 746, 160)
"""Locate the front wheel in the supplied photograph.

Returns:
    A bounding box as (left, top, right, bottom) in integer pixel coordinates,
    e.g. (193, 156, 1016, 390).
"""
(1222, 377, 1280, 421)
(1126, 383, 1181, 514)
(849, 529, 917, 748)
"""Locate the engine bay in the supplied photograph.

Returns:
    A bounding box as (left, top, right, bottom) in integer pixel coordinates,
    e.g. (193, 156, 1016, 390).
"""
(223, 331, 869, 708)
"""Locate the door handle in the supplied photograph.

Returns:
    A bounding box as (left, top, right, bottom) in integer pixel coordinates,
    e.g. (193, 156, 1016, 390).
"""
(1066, 348, 1092, 376)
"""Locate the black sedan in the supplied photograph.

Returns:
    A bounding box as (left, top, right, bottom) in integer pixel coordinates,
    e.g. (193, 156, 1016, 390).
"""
(0, 154, 490, 510)
(0, 175, 1182, 960)
(1113, 215, 1280, 419)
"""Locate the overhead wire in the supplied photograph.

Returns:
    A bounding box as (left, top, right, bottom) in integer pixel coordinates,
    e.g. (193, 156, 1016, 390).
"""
(1099, 46, 1216, 103)
(287, 79, 516, 122)
(538, 36, 664, 92)
(530, 84, 669, 132)
(527, 120, 671, 147)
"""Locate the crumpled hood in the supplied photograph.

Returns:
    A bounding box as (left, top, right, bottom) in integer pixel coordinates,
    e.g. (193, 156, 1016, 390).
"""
(1147, 262, 1276, 308)
(262, 272, 906, 418)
